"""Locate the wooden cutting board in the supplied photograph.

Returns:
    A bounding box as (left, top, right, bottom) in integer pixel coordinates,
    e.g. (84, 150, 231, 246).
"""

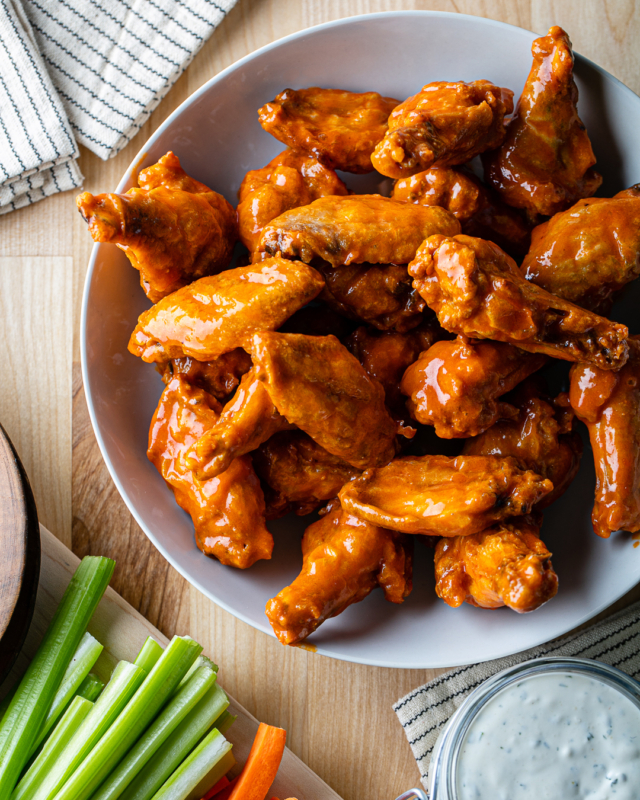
(2, 526, 343, 800)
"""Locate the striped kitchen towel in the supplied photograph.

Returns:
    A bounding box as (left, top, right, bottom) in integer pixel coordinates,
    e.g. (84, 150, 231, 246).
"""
(394, 599, 640, 790)
(0, 0, 237, 213)
(0, 0, 82, 214)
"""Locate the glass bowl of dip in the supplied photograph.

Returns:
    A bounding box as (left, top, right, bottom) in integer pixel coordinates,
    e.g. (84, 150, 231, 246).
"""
(429, 657, 640, 800)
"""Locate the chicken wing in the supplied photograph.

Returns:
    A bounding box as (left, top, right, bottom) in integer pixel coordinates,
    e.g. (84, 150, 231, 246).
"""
(483, 27, 601, 219)
(237, 149, 349, 253)
(371, 80, 513, 179)
(253, 431, 361, 518)
(521, 187, 640, 312)
(570, 336, 640, 538)
(409, 234, 629, 371)
(186, 368, 293, 480)
(244, 332, 399, 470)
(147, 375, 272, 568)
(392, 167, 531, 259)
(257, 87, 399, 173)
(265, 501, 412, 645)
(128, 257, 325, 363)
(400, 337, 546, 438)
(338, 454, 552, 536)
(256, 195, 460, 266)
(347, 320, 443, 413)
(77, 151, 238, 302)
(158, 349, 252, 402)
(464, 384, 582, 508)
(434, 516, 558, 612)
(318, 261, 428, 333)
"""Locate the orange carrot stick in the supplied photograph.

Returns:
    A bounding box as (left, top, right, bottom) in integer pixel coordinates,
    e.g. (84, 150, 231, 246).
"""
(201, 775, 231, 800)
(227, 723, 287, 800)
(208, 776, 239, 800)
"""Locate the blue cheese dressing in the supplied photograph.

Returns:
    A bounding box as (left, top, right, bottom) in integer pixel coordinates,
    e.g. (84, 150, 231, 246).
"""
(456, 671, 640, 800)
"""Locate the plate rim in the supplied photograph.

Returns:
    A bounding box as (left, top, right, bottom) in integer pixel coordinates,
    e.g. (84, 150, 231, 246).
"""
(81, 9, 640, 668)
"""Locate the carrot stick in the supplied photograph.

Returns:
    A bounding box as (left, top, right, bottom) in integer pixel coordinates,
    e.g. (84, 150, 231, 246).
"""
(200, 774, 230, 800)
(207, 776, 238, 800)
(226, 723, 287, 800)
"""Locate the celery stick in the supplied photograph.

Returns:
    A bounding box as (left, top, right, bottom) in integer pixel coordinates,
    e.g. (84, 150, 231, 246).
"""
(0, 689, 16, 727)
(52, 636, 202, 800)
(0, 556, 115, 800)
(28, 661, 145, 800)
(120, 683, 229, 800)
(150, 730, 234, 800)
(76, 674, 104, 703)
(134, 640, 163, 674)
(29, 633, 104, 757)
(213, 712, 235, 736)
(11, 698, 93, 800)
(91, 658, 217, 800)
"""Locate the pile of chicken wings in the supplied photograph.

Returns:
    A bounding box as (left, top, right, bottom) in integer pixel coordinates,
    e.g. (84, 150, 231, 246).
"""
(78, 27, 640, 646)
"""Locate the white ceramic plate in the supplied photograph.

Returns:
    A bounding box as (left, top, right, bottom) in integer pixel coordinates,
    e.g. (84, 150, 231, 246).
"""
(82, 11, 640, 668)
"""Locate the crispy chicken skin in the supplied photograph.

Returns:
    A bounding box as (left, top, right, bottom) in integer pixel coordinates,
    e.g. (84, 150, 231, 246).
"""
(257, 88, 399, 174)
(147, 376, 272, 569)
(521, 187, 640, 312)
(158, 349, 252, 402)
(570, 337, 640, 538)
(186, 369, 293, 481)
(400, 337, 546, 438)
(409, 234, 629, 371)
(483, 27, 602, 219)
(338, 454, 552, 537)
(392, 167, 531, 259)
(347, 321, 443, 413)
(265, 501, 412, 645)
(237, 149, 349, 253)
(318, 261, 428, 333)
(434, 516, 558, 612)
(371, 80, 513, 179)
(464, 384, 582, 508)
(77, 152, 238, 302)
(244, 332, 399, 470)
(256, 194, 461, 266)
(253, 431, 361, 518)
(128, 257, 325, 363)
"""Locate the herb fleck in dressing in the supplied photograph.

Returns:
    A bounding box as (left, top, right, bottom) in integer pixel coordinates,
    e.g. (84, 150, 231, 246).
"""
(456, 671, 640, 799)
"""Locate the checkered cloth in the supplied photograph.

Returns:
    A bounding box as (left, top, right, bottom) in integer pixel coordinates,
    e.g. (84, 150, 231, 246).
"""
(0, 0, 237, 213)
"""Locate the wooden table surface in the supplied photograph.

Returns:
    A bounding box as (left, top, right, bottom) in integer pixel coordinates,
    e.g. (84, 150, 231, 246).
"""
(1, 2, 640, 798)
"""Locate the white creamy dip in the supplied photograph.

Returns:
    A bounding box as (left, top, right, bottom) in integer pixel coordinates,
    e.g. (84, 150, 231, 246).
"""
(456, 671, 640, 800)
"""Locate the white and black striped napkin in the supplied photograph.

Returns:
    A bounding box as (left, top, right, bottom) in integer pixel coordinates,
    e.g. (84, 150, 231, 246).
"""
(0, 0, 237, 214)
(394, 600, 640, 790)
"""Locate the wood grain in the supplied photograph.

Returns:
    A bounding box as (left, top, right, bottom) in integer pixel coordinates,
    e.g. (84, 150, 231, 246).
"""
(0, 2, 639, 798)
(0, 257, 72, 545)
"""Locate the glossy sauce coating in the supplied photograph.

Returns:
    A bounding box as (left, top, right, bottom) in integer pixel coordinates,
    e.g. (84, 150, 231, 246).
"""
(128, 256, 325, 363)
(237, 148, 349, 253)
(257, 87, 399, 173)
(318, 261, 428, 333)
(77, 151, 238, 302)
(186, 369, 293, 481)
(409, 234, 629, 370)
(371, 80, 513, 179)
(522, 187, 640, 312)
(347, 320, 443, 413)
(147, 376, 272, 569)
(434, 516, 558, 612)
(401, 337, 546, 438)
(256, 194, 461, 266)
(338, 454, 552, 536)
(245, 331, 399, 470)
(265, 501, 412, 645)
(253, 431, 361, 518)
(483, 27, 602, 218)
(570, 337, 640, 538)
(392, 167, 531, 259)
(158, 349, 252, 402)
(464, 384, 582, 509)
